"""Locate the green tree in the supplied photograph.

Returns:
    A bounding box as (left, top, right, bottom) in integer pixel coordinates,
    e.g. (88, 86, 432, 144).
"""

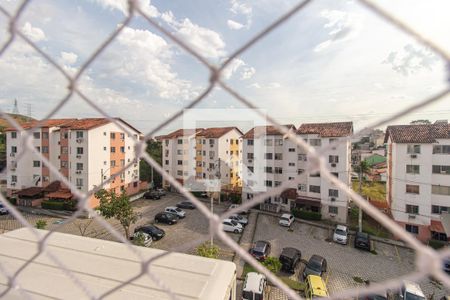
(95, 189, 138, 238)
(132, 232, 147, 247)
(196, 242, 220, 259)
(410, 119, 431, 125)
(261, 257, 282, 274)
(353, 160, 371, 232)
(35, 219, 47, 229)
(139, 140, 162, 188)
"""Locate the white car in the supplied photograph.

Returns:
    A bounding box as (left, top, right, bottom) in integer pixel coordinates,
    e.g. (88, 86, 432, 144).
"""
(228, 204, 248, 214)
(333, 224, 349, 245)
(279, 214, 294, 227)
(230, 214, 248, 226)
(164, 207, 186, 218)
(401, 281, 425, 300)
(222, 219, 243, 233)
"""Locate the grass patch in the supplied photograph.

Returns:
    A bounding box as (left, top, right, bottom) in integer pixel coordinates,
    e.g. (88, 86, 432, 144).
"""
(353, 276, 364, 283)
(242, 263, 256, 278)
(280, 277, 306, 291)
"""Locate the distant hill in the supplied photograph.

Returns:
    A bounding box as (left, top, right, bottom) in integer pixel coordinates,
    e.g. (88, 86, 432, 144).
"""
(0, 113, 35, 131)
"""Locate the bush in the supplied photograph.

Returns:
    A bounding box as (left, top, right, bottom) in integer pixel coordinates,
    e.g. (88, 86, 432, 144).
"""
(196, 242, 220, 259)
(41, 200, 77, 211)
(261, 257, 282, 274)
(291, 208, 321, 221)
(35, 219, 47, 229)
(8, 198, 17, 205)
(133, 232, 148, 247)
(428, 240, 447, 250)
(229, 193, 242, 204)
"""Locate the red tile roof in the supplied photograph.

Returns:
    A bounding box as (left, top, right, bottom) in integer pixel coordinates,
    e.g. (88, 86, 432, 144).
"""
(242, 124, 296, 139)
(5, 119, 77, 131)
(297, 122, 353, 137)
(385, 122, 449, 143)
(63, 118, 110, 130)
(197, 127, 243, 138)
(162, 128, 204, 139)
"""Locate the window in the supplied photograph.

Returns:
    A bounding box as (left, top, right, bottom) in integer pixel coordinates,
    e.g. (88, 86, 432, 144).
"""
(432, 205, 450, 214)
(33, 132, 40, 139)
(63, 132, 68, 139)
(196, 161, 202, 167)
(165, 160, 169, 165)
(177, 160, 182, 165)
(177, 150, 182, 155)
(288, 148, 295, 152)
(247, 166, 254, 173)
(264, 180, 272, 187)
(11, 175, 17, 183)
(275, 139, 283, 146)
(407, 144, 421, 154)
(297, 169, 304, 175)
(120, 133, 125, 140)
(433, 145, 450, 154)
(432, 185, 450, 196)
(42, 132, 49, 139)
(329, 138, 337, 144)
(165, 140, 169, 146)
(264, 167, 273, 173)
(111, 147, 116, 153)
(61, 146, 68, 154)
(310, 172, 320, 177)
(406, 184, 420, 194)
(247, 139, 254, 145)
(406, 204, 419, 214)
(265, 153, 273, 160)
(209, 139, 214, 145)
(406, 165, 420, 174)
(36, 146, 40, 152)
(274, 181, 281, 187)
(120, 146, 125, 153)
(264, 139, 273, 146)
(274, 167, 283, 174)
(298, 154, 307, 161)
(76, 178, 83, 187)
(33, 161, 40, 167)
(298, 184, 306, 192)
(104, 147, 107, 151)
(177, 139, 182, 144)
(61, 161, 68, 168)
(329, 189, 339, 197)
(42, 146, 49, 153)
(432, 165, 450, 175)
(310, 139, 321, 146)
(120, 159, 125, 167)
(11, 132, 17, 139)
(329, 155, 339, 163)
(405, 224, 419, 234)
(331, 172, 339, 178)
(75, 147, 83, 155)
(76, 131, 83, 138)
(230, 151, 234, 155)
(111, 160, 116, 167)
(274, 153, 282, 160)
(110, 133, 116, 139)
(309, 185, 320, 193)
(76, 163, 83, 170)
(288, 162, 295, 166)
(11, 146, 17, 153)
(209, 151, 215, 158)
(177, 170, 183, 176)
(230, 139, 234, 145)
(329, 206, 338, 214)
(288, 177, 294, 180)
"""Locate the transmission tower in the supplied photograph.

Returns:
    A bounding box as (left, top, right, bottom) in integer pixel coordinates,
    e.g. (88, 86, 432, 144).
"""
(12, 99, 19, 114)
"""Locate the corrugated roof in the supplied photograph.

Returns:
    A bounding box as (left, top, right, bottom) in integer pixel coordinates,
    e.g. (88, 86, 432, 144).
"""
(242, 124, 296, 139)
(297, 122, 353, 137)
(197, 127, 243, 138)
(385, 122, 449, 143)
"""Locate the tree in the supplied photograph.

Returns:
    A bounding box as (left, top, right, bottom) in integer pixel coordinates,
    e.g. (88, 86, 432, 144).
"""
(261, 257, 282, 274)
(95, 189, 138, 238)
(139, 140, 162, 188)
(35, 219, 47, 229)
(354, 160, 371, 232)
(196, 242, 220, 259)
(410, 119, 431, 125)
(132, 232, 148, 247)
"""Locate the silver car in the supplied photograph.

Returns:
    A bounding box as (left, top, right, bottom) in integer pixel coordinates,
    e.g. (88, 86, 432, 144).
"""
(230, 214, 248, 226)
(333, 224, 348, 245)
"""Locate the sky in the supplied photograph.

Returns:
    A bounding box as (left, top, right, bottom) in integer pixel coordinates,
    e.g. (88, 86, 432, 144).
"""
(0, 0, 449, 135)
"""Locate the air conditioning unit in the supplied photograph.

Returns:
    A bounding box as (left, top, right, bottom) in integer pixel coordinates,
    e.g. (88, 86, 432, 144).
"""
(248, 159, 253, 163)
(76, 155, 81, 158)
(76, 171, 82, 174)
(331, 163, 337, 167)
(10, 153, 15, 157)
(410, 154, 417, 159)
(408, 214, 416, 219)
(329, 213, 336, 217)
(330, 197, 336, 202)
(10, 182, 16, 186)
(76, 138, 83, 143)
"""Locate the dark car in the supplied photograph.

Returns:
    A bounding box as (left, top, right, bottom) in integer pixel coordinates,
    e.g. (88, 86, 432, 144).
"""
(303, 255, 327, 278)
(0, 204, 8, 215)
(443, 256, 450, 273)
(354, 232, 371, 251)
(279, 247, 301, 273)
(154, 212, 178, 225)
(249, 240, 271, 261)
(176, 201, 196, 210)
(134, 225, 165, 241)
(144, 191, 161, 200)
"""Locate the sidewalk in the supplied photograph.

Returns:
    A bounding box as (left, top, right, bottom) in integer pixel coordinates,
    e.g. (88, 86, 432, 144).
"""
(233, 210, 259, 279)
(17, 206, 74, 219)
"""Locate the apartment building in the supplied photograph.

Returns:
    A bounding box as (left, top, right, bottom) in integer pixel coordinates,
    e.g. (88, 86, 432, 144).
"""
(385, 120, 450, 241)
(241, 122, 353, 223)
(161, 127, 242, 193)
(6, 118, 142, 208)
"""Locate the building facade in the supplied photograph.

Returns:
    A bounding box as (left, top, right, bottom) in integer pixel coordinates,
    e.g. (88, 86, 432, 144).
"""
(385, 121, 450, 241)
(6, 118, 142, 208)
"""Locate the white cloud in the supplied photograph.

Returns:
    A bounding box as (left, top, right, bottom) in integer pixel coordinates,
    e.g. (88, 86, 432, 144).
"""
(227, 19, 244, 30)
(222, 58, 245, 80)
(91, 0, 159, 17)
(248, 82, 280, 89)
(268, 82, 281, 88)
(314, 10, 363, 52)
(240, 67, 255, 80)
(382, 44, 438, 76)
(21, 22, 46, 42)
(249, 83, 261, 89)
(60, 51, 78, 65)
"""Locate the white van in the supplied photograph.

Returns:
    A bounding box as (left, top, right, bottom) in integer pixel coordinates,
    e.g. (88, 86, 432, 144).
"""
(242, 272, 266, 300)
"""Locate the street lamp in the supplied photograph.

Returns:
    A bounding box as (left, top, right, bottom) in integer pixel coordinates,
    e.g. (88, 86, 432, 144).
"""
(209, 158, 222, 247)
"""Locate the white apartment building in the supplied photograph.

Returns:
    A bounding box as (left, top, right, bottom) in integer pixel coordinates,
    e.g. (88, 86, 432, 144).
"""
(242, 122, 353, 224)
(385, 120, 450, 242)
(161, 127, 243, 194)
(6, 118, 142, 208)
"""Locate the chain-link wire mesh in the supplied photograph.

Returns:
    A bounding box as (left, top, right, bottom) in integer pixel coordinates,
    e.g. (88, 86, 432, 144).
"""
(0, 0, 450, 299)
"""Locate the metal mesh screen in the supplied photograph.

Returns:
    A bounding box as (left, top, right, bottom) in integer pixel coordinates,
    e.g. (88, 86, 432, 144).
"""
(0, 0, 450, 299)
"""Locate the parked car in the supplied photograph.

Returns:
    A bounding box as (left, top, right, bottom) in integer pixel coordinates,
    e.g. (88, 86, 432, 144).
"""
(354, 231, 371, 251)
(249, 240, 271, 261)
(144, 191, 160, 200)
(0, 204, 8, 215)
(154, 212, 178, 225)
(230, 213, 248, 226)
(132, 231, 153, 247)
(242, 272, 267, 300)
(222, 219, 243, 233)
(279, 213, 294, 227)
(304, 275, 328, 300)
(333, 224, 349, 245)
(398, 281, 425, 300)
(176, 201, 196, 210)
(303, 255, 327, 278)
(443, 255, 450, 273)
(279, 247, 301, 273)
(164, 206, 186, 218)
(228, 204, 248, 214)
(134, 224, 165, 241)
(156, 188, 166, 196)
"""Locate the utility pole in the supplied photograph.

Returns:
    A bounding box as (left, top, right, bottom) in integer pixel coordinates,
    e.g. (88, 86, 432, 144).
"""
(210, 192, 214, 247)
(358, 166, 363, 233)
